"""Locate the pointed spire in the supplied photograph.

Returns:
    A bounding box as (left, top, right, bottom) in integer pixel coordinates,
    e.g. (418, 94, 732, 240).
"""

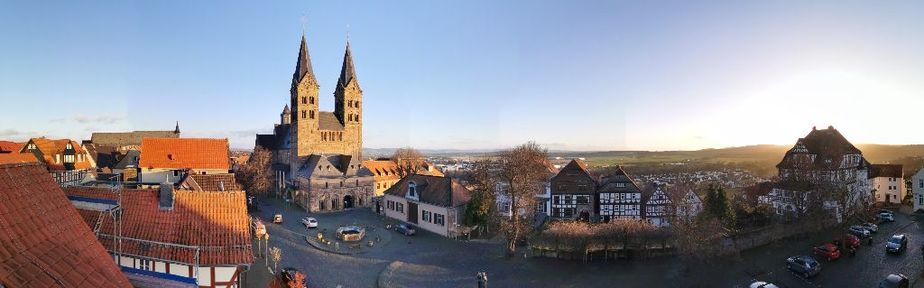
(283, 104, 291, 114)
(337, 40, 358, 88)
(174, 121, 180, 134)
(293, 34, 315, 85)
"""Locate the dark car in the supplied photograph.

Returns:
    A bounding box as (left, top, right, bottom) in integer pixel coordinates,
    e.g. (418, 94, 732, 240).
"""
(886, 234, 908, 254)
(396, 223, 416, 236)
(278, 267, 307, 287)
(879, 274, 910, 288)
(848, 225, 872, 239)
(786, 255, 821, 278)
(841, 234, 860, 249)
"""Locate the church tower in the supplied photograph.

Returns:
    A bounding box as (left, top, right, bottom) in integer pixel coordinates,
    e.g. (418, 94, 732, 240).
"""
(291, 34, 320, 157)
(334, 40, 363, 159)
(280, 105, 291, 125)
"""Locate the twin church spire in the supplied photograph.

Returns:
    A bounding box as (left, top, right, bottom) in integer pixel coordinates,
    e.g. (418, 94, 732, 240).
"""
(291, 33, 359, 90)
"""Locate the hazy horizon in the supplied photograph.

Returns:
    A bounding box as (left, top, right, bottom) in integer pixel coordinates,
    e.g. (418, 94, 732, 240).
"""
(3, 1, 923, 151)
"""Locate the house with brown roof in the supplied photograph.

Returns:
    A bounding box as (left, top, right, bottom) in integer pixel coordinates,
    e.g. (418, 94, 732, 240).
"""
(642, 183, 702, 227)
(869, 164, 904, 204)
(362, 158, 444, 213)
(760, 126, 872, 219)
(89, 123, 181, 151)
(20, 137, 93, 171)
(177, 173, 241, 192)
(138, 138, 230, 184)
(549, 159, 597, 220)
(382, 174, 472, 237)
(0, 140, 23, 154)
(63, 186, 252, 288)
(597, 166, 644, 222)
(0, 158, 131, 288)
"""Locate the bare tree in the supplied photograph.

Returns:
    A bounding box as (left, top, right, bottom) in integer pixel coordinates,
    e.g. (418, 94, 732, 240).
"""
(236, 147, 273, 195)
(498, 142, 549, 256)
(391, 147, 425, 177)
(464, 161, 497, 235)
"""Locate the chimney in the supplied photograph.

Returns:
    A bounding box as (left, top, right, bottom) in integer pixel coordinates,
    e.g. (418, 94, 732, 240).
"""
(159, 183, 175, 210)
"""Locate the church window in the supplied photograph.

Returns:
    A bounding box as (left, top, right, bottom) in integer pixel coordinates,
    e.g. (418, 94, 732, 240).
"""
(356, 101, 360, 107)
(302, 97, 306, 104)
(355, 115, 359, 122)
(310, 110, 315, 119)
(309, 97, 314, 104)
(301, 111, 306, 119)
(348, 100, 353, 107)
(348, 114, 353, 121)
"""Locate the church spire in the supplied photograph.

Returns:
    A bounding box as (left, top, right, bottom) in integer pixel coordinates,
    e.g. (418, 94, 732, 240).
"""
(293, 34, 315, 85)
(337, 40, 359, 89)
(174, 121, 180, 134)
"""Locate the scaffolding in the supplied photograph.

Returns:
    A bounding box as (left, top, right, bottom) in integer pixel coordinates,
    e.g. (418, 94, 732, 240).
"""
(66, 174, 123, 260)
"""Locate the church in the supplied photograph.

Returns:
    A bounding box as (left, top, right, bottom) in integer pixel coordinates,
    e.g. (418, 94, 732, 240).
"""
(256, 34, 374, 213)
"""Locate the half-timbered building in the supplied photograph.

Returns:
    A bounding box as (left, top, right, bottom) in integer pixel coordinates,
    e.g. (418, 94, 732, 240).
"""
(597, 166, 643, 222)
(549, 159, 596, 220)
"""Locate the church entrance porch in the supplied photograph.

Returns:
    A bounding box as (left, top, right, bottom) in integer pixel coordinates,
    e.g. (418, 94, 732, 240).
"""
(343, 195, 354, 209)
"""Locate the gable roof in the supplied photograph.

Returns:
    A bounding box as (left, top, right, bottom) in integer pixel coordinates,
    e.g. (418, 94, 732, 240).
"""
(298, 154, 371, 178)
(0, 153, 38, 165)
(777, 126, 865, 170)
(21, 138, 92, 170)
(90, 130, 179, 149)
(361, 159, 445, 181)
(383, 174, 471, 207)
(598, 166, 642, 193)
(0, 162, 131, 287)
(63, 187, 253, 266)
(869, 164, 903, 179)
(139, 138, 230, 170)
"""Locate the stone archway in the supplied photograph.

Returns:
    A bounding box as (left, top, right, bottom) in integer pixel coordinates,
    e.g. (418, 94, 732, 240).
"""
(343, 195, 354, 209)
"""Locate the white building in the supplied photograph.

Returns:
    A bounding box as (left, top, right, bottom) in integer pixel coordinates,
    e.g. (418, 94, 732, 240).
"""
(643, 184, 703, 227)
(869, 164, 904, 204)
(912, 168, 924, 212)
(383, 174, 472, 237)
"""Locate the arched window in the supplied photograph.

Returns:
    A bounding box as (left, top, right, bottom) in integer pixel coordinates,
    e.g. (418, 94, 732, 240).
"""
(356, 101, 360, 107)
(408, 181, 418, 200)
(301, 111, 306, 119)
(355, 115, 359, 122)
(302, 97, 306, 104)
(309, 97, 314, 104)
(310, 110, 315, 119)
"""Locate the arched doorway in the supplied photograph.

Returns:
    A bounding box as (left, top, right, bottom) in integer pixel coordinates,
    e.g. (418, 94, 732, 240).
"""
(343, 195, 354, 209)
(579, 210, 590, 222)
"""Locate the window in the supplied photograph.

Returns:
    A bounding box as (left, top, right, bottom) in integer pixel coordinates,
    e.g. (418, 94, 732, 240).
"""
(919, 179, 923, 189)
(302, 96, 306, 104)
(387, 200, 394, 210)
(310, 110, 315, 119)
(576, 195, 590, 204)
(396, 203, 404, 213)
(355, 115, 359, 122)
(355, 101, 360, 107)
(422, 210, 432, 222)
(919, 195, 923, 206)
(615, 183, 626, 188)
(139, 259, 151, 271)
(434, 213, 445, 226)
(348, 100, 353, 107)
(309, 97, 314, 104)
(408, 182, 418, 199)
(27, 143, 36, 150)
(173, 170, 180, 177)
(302, 111, 306, 119)
(349, 114, 353, 121)
(55, 154, 60, 164)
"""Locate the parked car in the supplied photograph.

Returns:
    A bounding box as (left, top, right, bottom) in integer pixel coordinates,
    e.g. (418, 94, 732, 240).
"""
(396, 223, 416, 236)
(849, 225, 872, 238)
(880, 212, 895, 222)
(278, 267, 307, 287)
(786, 255, 821, 278)
(886, 234, 908, 254)
(879, 274, 910, 288)
(841, 234, 861, 249)
(861, 222, 879, 233)
(273, 214, 283, 224)
(813, 243, 841, 261)
(880, 209, 895, 215)
(749, 281, 780, 288)
(301, 217, 318, 228)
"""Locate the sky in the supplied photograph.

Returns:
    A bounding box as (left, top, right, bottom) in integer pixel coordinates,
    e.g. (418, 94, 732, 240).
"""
(1, 1, 923, 151)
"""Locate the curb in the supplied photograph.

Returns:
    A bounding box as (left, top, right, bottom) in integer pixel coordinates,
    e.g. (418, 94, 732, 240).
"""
(304, 237, 365, 255)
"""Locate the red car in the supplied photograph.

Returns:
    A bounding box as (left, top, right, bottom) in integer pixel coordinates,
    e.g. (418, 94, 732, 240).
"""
(842, 234, 860, 249)
(813, 243, 841, 261)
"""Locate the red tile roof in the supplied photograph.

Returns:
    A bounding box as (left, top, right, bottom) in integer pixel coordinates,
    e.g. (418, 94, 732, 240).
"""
(139, 138, 230, 170)
(0, 162, 131, 287)
(0, 141, 22, 153)
(0, 153, 37, 165)
(63, 187, 253, 266)
(21, 138, 93, 170)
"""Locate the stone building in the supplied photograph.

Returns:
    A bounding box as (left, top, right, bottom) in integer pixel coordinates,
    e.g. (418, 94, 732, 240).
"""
(256, 33, 374, 213)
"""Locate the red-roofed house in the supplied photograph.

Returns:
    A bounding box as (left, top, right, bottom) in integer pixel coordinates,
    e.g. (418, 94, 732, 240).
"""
(63, 186, 252, 287)
(139, 138, 231, 184)
(0, 141, 22, 154)
(383, 174, 472, 237)
(0, 161, 131, 288)
(20, 137, 93, 171)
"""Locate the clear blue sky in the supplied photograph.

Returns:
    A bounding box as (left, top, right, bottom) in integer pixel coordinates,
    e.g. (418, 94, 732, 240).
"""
(2, 1, 923, 151)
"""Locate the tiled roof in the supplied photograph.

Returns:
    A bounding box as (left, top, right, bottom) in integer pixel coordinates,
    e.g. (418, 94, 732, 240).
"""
(0, 162, 131, 287)
(598, 166, 642, 193)
(318, 112, 345, 131)
(550, 159, 597, 194)
(869, 164, 903, 179)
(777, 126, 865, 170)
(362, 159, 445, 181)
(0, 141, 22, 153)
(0, 153, 37, 165)
(22, 138, 93, 170)
(383, 174, 471, 207)
(185, 173, 240, 192)
(139, 138, 230, 170)
(63, 187, 253, 266)
(90, 130, 179, 148)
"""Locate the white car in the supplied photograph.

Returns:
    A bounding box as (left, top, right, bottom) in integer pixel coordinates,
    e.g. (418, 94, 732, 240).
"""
(880, 212, 895, 222)
(302, 217, 318, 228)
(749, 281, 780, 288)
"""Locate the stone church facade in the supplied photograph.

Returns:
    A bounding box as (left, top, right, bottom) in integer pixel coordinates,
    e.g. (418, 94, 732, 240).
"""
(256, 34, 374, 213)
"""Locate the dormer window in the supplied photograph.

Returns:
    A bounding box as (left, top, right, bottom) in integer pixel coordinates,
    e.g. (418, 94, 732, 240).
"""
(615, 183, 626, 188)
(66, 143, 72, 149)
(407, 181, 419, 200)
(27, 143, 36, 150)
